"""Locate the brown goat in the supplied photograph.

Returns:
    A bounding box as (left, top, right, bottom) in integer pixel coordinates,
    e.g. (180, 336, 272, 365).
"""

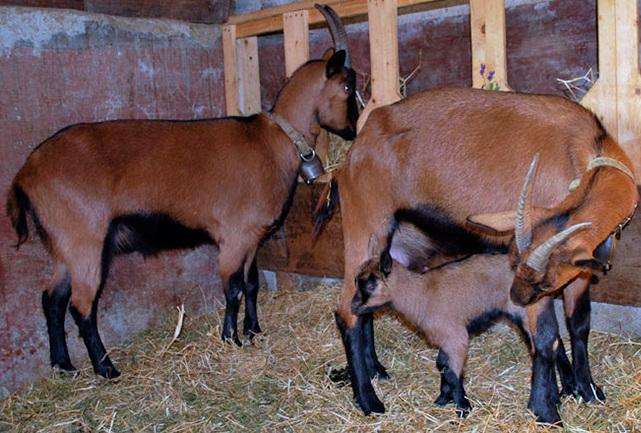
(352, 228, 571, 423)
(6, 5, 357, 379)
(314, 88, 637, 416)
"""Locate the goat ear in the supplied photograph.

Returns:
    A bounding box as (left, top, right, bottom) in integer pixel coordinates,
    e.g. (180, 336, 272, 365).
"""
(321, 47, 335, 61)
(326, 49, 346, 78)
(466, 211, 516, 235)
(553, 263, 587, 291)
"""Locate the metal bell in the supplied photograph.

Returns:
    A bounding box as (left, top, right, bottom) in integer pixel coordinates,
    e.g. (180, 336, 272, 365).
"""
(299, 150, 325, 184)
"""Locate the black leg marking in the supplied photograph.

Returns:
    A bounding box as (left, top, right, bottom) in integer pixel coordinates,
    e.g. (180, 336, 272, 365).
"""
(335, 313, 385, 415)
(566, 289, 605, 402)
(42, 274, 75, 372)
(69, 303, 120, 379)
(242, 259, 262, 339)
(555, 339, 576, 397)
(435, 350, 470, 417)
(221, 264, 244, 347)
(528, 301, 561, 425)
(362, 313, 389, 380)
(434, 350, 454, 407)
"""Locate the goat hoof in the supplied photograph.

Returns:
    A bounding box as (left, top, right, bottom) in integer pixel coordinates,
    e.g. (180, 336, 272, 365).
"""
(328, 366, 350, 387)
(434, 392, 454, 407)
(96, 364, 121, 379)
(370, 363, 390, 380)
(576, 382, 605, 403)
(52, 360, 76, 373)
(535, 413, 562, 427)
(243, 322, 262, 339)
(455, 398, 472, 418)
(357, 392, 385, 416)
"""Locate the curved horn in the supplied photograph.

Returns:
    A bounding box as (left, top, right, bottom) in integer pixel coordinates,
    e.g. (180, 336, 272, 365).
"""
(526, 222, 592, 272)
(314, 4, 351, 67)
(515, 154, 539, 254)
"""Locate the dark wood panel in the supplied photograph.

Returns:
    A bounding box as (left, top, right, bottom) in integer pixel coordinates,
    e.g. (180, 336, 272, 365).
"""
(258, 183, 344, 278)
(259, 184, 641, 307)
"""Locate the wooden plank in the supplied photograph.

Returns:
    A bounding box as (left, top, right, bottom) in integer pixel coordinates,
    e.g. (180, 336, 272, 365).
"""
(470, 0, 511, 91)
(232, 0, 448, 38)
(222, 24, 240, 115)
(581, 0, 618, 141)
(228, 0, 345, 24)
(236, 36, 262, 115)
(283, 9, 310, 77)
(356, 0, 402, 131)
(614, 0, 641, 176)
(258, 184, 344, 277)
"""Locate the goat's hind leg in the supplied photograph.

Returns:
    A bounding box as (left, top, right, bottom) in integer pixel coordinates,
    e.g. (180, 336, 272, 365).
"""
(42, 265, 74, 372)
(67, 243, 120, 379)
(435, 333, 471, 417)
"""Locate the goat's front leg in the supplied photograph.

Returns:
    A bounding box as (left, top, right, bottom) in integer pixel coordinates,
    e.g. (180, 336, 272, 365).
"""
(563, 277, 605, 402)
(242, 257, 262, 339)
(218, 248, 247, 347)
(526, 296, 562, 425)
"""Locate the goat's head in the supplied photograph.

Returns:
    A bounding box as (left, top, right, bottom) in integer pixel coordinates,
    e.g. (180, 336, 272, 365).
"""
(313, 4, 358, 140)
(352, 257, 391, 315)
(467, 155, 596, 305)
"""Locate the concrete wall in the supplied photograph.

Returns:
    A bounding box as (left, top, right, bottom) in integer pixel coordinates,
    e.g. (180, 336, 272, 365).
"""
(0, 7, 227, 396)
(0, 0, 233, 23)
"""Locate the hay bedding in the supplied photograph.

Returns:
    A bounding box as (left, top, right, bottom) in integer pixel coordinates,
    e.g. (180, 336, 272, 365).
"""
(1, 283, 640, 433)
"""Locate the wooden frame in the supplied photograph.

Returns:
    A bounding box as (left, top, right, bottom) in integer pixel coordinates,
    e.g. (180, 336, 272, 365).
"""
(223, 0, 641, 165)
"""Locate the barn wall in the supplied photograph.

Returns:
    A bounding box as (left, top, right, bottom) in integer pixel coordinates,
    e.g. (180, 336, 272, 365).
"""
(0, 6, 227, 396)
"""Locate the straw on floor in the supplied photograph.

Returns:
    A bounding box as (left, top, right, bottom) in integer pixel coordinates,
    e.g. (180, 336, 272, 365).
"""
(1, 281, 640, 433)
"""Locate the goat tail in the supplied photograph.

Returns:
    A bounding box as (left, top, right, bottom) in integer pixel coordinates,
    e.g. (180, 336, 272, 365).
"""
(6, 182, 31, 249)
(312, 177, 340, 239)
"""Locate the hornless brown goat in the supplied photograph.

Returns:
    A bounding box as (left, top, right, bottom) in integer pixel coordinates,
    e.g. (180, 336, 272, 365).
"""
(6, 5, 357, 379)
(352, 223, 572, 422)
(314, 88, 638, 420)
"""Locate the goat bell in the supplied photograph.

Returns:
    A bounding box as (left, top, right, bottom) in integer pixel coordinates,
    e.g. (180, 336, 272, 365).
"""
(299, 150, 325, 184)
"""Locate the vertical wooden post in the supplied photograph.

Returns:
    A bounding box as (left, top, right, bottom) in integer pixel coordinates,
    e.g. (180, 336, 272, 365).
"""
(470, 0, 510, 91)
(236, 36, 262, 115)
(357, 0, 402, 132)
(283, 10, 310, 77)
(223, 25, 261, 116)
(614, 0, 641, 172)
(581, 0, 641, 175)
(581, 0, 618, 138)
(222, 24, 240, 115)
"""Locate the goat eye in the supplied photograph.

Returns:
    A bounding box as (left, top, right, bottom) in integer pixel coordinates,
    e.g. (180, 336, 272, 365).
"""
(344, 84, 350, 94)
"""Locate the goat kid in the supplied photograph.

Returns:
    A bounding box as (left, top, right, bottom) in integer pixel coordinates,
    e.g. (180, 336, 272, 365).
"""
(314, 88, 637, 415)
(6, 5, 357, 379)
(353, 222, 576, 425)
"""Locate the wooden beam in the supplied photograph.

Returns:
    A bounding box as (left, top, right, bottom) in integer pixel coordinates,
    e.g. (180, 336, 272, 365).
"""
(283, 10, 310, 77)
(581, 0, 618, 140)
(470, 0, 510, 91)
(222, 24, 239, 115)
(236, 36, 262, 115)
(614, 0, 641, 175)
(230, 0, 447, 38)
(357, 0, 402, 131)
(581, 0, 641, 177)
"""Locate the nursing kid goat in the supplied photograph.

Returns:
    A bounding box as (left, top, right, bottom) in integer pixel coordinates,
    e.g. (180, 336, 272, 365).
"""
(315, 88, 638, 419)
(7, 5, 357, 379)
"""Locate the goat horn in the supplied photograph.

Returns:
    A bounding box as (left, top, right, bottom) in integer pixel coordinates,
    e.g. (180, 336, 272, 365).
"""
(314, 4, 351, 67)
(525, 222, 592, 272)
(515, 154, 539, 254)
